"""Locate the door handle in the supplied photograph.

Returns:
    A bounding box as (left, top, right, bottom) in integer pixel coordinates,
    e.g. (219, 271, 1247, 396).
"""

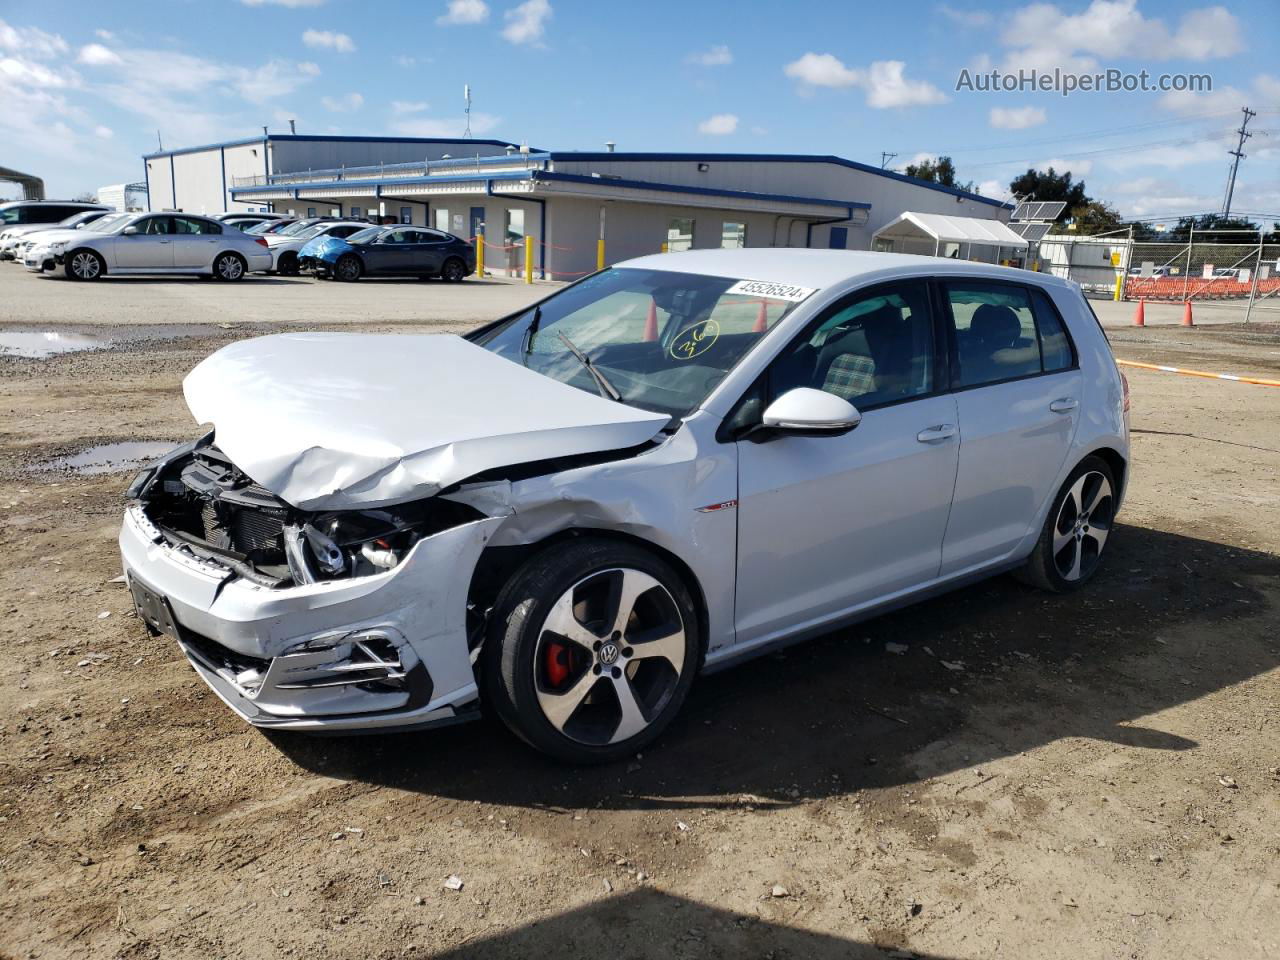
(916, 424, 957, 443)
(157, 240, 170, 244)
(1049, 398, 1079, 413)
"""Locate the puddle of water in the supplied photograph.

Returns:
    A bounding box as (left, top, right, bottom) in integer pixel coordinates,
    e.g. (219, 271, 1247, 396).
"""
(33, 441, 178, 476)
(0, 331, 113, 358)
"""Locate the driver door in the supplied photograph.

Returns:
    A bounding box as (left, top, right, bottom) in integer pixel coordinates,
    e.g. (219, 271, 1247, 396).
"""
(733, 280, 960, 646)
(114, 215, 174, 269)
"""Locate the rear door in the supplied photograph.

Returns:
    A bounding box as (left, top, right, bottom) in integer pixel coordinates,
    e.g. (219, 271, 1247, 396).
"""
(170, 216, 222, 268)
(938, 279, 1082, 575)
(114, 216, 174, 269)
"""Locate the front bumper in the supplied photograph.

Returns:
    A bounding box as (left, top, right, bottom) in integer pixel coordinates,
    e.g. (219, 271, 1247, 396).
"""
(23, 251, 56, 273)
(120, 503, 503, 731)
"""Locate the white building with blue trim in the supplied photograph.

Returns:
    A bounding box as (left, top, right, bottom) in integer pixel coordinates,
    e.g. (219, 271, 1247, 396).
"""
(142, 133, 1012, 279)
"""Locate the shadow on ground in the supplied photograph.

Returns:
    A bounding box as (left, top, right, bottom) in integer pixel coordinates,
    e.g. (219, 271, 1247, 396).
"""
(270, 524, 1279, 811)
(432, 888, 956, 960)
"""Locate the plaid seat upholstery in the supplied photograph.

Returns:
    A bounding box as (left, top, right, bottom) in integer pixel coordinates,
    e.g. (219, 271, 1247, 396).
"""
(822, 353, 876, 400)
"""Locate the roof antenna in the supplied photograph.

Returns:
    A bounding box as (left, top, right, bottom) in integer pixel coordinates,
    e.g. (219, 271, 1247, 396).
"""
(463, 84, 472, 139)
(156, 129, 163, 151)
(289, 118, 297, 135)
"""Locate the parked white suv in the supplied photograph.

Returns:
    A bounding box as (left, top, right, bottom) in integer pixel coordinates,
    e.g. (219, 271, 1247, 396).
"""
(25, 212, 272, 280)
(0, 209, 114, 260)
(120, 250, 1129, 761)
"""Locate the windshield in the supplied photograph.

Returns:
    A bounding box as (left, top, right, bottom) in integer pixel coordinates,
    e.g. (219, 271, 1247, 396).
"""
(347, 227, 381, 244)
(86, 214, 128, 233)
(473, 267, 808, 418)
(280, 220, 318, 236)
(294, 224, 331, 240)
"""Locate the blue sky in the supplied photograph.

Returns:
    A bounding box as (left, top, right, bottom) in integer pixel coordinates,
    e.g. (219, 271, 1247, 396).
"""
(2, 0, 1277, 220)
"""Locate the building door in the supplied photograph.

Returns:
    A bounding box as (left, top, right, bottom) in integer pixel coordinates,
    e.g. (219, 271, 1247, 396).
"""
(828, 227, 848, 249)
(469, 206, 485, 243)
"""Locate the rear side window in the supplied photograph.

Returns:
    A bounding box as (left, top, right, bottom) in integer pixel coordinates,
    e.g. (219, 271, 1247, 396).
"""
(943, 281, 1075, 388)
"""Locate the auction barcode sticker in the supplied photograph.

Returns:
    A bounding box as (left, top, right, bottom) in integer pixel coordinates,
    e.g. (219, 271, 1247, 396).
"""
(725, 279, 817, 303)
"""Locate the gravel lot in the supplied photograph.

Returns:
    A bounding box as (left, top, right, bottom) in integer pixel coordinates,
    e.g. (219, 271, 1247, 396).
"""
(2, 266, 1278, 959)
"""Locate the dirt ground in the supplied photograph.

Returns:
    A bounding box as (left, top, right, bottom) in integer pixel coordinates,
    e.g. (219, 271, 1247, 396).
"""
(1, 269, 1278, 960)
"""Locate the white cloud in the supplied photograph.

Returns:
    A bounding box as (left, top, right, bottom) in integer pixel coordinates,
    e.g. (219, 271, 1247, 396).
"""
(977, 179, 1008, 198)
(438, 0, 489, 24)
(94, 29, 115, 41)
(391, 100, 428, 114)
(320, 91, 363, 112)
(998, 0, 1243, 74)
(686, 44, 732, 67)
(0, 20, 69, 59)
(302, 29, 354, 52)
(77, 43, 121, 66)
(784, 52, 946, 107)
(697, 113, 739, 135)
(989, 105, 1047, 129)
(393, 112, 501, 137)
(502, 0, 551, 46)
(938, 5, 992, 26)
(1160, 74, 1280, 117)
(93, 124, 113, 139)
(0, 55, 78, 89)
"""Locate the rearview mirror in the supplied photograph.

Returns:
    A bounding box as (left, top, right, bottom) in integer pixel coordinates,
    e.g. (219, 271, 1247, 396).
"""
(760, 388, 861, 436)
(122, 225, 139, 235)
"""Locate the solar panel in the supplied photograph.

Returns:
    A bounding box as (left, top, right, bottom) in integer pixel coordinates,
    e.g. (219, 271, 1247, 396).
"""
(1012, 201, 1067, 222)
(1011, 222, 1052, 242)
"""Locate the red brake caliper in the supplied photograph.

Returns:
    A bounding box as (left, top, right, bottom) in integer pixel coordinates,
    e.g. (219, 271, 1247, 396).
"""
(545, 640, 571, 688)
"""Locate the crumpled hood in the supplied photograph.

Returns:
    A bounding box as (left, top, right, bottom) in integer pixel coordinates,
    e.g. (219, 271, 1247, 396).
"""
(182, 333, 669, 511)
(298, 234, 351, 263)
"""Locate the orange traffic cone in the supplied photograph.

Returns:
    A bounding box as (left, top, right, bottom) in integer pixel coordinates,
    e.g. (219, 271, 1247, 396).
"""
(643, 299, 658, 342)
(752, 300, 768, 333)
(1181, 300, 1194, 326)
(1133, 299, 1145, 326)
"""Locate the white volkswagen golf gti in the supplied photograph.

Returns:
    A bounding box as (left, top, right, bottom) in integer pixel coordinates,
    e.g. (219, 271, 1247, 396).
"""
(120, 250, 1128, 762)
(25, 211, 272, 280)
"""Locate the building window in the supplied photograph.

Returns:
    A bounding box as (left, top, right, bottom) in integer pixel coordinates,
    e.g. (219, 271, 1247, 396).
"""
(400, 206, 412, 224)
(351, 206, 364, 219)
(721, 221, 747, 248)
(505, 209, 525, 244)
(434, 208, 450, 232)
(306, 207, 316, 218)
(667, 217, 694, 252)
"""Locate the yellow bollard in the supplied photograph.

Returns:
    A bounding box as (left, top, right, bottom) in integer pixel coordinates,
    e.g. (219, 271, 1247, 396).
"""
(597, 237, 605, 271)
(524, 236, 534, 284)
(660, 242, 668, 254)
(475, 232, 484, 277)
(1113, 272, 1124, 301)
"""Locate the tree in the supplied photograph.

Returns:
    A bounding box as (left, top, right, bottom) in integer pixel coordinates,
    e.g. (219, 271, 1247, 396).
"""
(72, 191, 98, 203)
(1168, 213, 1259, 243)
(1064, 200, 1122, 235)
(904, 155, 976, 193)
(1008, 167, 1088, 222)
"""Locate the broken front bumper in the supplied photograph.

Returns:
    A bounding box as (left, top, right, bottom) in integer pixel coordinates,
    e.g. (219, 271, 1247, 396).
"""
(119, 504, 503, 731)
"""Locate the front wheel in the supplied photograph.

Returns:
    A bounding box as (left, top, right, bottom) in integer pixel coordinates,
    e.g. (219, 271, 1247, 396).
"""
(1019, 455, 1117, 593)
(484, 539, 700, 763)
(440, 257, 467, 283)
(277, 251, 299, 276)
(334, 254, 362, 282)
(212, 252, 246, 281)
(65, 250, 105, 281)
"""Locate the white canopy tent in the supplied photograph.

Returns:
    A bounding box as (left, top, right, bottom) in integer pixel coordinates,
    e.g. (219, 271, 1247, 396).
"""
(872, 211, 1029, 263)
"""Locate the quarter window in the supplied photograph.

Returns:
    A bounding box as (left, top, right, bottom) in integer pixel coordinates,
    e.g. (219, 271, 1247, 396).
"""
(666, 217, 694, 252)
(943, 282, 1074, 387)
(768, 282, 935, 410)
(173, 216, 220, 234)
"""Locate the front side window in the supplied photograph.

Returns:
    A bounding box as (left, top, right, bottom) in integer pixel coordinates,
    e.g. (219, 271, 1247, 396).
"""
(137, 216, 172, 235)
(667, 217, 694, 252)
(0, 207, 20, 224)
(767, 282, 935, 410)
(944, 282, 1073, 387)
(721, 221, 747, 249)
(473, 267, 807, 418)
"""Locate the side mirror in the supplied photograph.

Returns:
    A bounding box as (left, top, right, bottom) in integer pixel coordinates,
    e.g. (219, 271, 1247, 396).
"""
(122, 225, 139, 235)
(759, 388, 861, 436)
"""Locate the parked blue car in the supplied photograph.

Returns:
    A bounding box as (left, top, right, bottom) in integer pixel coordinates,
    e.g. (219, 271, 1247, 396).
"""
(298, 224, 476, 282)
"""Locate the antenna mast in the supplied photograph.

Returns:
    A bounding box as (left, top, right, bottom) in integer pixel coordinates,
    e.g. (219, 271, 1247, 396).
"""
(463, 84, 472, 139)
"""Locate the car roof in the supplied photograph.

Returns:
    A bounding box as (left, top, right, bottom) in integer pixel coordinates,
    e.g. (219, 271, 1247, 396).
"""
(0, 200, 108, 209)
(619, 248, 1074, 293)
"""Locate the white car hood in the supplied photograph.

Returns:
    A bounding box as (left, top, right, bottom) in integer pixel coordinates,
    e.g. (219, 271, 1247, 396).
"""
(22, 227, 97, 247)
(183, 333, 670, 511)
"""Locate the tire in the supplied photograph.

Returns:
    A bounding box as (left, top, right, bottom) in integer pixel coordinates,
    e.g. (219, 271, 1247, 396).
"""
(1019, 455, 1117, 593)
(334, 254, 362, 282)
(440, 257, 467, 283)
(65, 249, 105, 281)
(212, 252, 246, 281)
(277, 251, 299, 276)
(483, 538, 701, 764)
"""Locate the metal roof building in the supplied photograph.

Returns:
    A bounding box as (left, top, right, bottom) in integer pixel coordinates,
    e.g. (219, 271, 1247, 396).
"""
(142, 134, 1013, 280)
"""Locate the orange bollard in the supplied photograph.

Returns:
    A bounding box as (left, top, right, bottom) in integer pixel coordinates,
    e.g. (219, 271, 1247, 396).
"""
(643, 299, 658, 342)
(1182, 300, 1194, 326)
(1133, 299, 1145, 326)
(752, 300, 769, 333)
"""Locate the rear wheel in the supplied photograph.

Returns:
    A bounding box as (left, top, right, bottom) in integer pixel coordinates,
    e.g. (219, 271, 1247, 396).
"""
(65, 250, 104, 281)
(441, 257, 467, 283)
(1020, 455, 1117, 593)
(334, 254, 362, 282)
(484, 538, 699, 763)
(213, 252, 246, 281)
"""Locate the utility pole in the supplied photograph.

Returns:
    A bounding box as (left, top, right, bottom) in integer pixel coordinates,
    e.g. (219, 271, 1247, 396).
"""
(880, 151, 897, 169)
(463, 84, 472, 139)
(1222, 106, 1255, 219)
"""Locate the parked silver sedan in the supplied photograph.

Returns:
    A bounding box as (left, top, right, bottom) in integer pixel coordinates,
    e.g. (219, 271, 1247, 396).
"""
(119, 250, 1129, 761)
(24, 212, 272, 280)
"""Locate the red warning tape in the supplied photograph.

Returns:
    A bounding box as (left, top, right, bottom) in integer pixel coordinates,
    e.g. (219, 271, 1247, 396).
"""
(1117, 359, 1280, 387)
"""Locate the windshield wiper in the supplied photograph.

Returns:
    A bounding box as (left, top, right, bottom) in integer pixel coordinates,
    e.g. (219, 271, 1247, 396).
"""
(556, 331, 623, 402)
(519, 305, 542, 363)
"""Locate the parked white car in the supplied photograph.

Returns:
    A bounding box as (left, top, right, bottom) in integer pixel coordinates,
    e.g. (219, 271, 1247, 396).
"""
(119, 250, 1129, 761)
(25, 212, 272, 280)
(0, 210, 114, 260)
(7, 213, 131, 264)
(264, 220, 368, 275)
